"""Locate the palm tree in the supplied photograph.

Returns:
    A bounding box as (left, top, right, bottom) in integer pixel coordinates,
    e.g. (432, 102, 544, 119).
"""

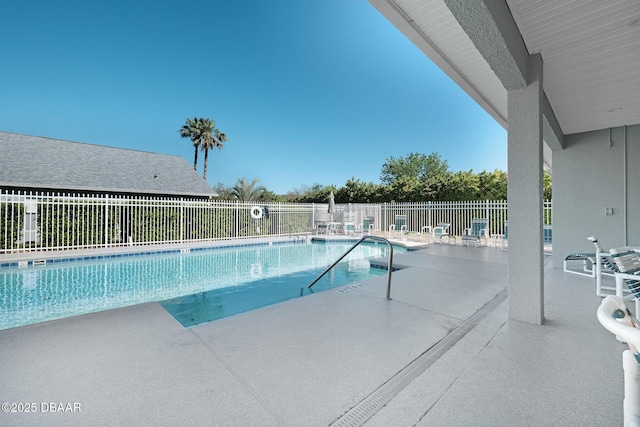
(202, 127, 228, 180)
(179, 117, 208, 171)
(232, 178, 266, 202)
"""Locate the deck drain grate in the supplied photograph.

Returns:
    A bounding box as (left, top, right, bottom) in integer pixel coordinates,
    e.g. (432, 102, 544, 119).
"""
(330, 289, 507, 427)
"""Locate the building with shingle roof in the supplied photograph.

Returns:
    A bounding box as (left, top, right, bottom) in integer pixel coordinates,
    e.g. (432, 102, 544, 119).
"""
(0, 131, 216, 198)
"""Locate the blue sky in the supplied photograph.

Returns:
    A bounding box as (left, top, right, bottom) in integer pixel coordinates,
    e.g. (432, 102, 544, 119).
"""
(0, 0, 506, 195)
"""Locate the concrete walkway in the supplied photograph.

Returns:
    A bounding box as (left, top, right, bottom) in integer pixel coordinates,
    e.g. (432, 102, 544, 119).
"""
(0, 244, 625, 426)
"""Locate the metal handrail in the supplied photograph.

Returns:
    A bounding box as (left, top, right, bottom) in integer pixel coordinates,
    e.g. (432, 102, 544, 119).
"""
(307, 236, 394, 300)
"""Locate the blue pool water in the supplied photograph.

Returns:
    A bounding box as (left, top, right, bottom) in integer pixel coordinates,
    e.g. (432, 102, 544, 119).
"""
(161, 262, 386, 327)
(0, 241, 403, 330)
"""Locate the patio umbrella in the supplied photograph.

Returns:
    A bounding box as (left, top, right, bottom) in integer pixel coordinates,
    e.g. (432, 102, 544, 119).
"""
(328, 191, 335, 221)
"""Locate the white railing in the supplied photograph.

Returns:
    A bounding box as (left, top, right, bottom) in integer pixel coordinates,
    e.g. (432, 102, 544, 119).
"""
(377, 200, 510, 238)
(328, 200, 551, 239)
(0, 189, 552, 253)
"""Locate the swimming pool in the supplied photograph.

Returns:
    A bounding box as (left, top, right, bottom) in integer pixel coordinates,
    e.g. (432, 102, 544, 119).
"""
(0, 241, 404, 330)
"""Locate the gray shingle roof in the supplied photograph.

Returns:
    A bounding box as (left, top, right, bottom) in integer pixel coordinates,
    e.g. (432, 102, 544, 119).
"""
(0, 131, 217, 198)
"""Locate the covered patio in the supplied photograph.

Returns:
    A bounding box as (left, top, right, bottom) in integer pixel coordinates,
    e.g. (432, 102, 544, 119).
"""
(0, 244, 623, 425)
(369, 0, 640, 325)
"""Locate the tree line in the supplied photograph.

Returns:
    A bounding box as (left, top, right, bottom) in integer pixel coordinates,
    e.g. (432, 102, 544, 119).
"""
(211, 152, 552, 203)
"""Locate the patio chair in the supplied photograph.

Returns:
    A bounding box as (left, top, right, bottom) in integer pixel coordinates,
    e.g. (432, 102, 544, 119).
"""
(542, 224, 553, 251)
(461, 218, 489, 247)
(395, 215, 408, 239)
(418, 225, 432, 243)
(362, 217, 374, 235)
(597, 295, 640, 426)
(387, 215, 407, 239)
(563, 236, 616, 296)
(500, 220, 508, 250)
(327, 222, 339, 235)
(431, 222, 450, 244)
(314, 212, 332, 235)
(315, 221, 329, 235)
(343, 222, 356, 236)
(607, 247, 640, 316)
(337, 212, 353, 234)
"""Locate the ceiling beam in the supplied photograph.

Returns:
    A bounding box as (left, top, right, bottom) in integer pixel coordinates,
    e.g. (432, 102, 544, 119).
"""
(444, 0, 564, 152)
(443, 0, 528, 90)
(543, 94, 564, 150)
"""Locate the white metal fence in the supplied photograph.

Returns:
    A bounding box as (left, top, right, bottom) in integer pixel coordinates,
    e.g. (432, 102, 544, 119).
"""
(0, 190, 552, 254)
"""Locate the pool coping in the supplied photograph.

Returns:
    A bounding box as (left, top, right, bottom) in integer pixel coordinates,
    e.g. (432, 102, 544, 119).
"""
(0, 237, 306, 268)
(0, 235, 425, 269)
(0, 243, 284, 268)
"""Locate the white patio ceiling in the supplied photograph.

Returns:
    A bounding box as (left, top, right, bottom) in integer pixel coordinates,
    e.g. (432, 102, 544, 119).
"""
(369, 0, 640, 165)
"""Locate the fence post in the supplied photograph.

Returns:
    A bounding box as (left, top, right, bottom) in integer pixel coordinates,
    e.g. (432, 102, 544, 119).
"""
(485, 199, 488, 223)
(485, 199, 490, 234)
(180, 198, 184, 243)
(104, 194, 109, 248)
(383, 203, 387, 233)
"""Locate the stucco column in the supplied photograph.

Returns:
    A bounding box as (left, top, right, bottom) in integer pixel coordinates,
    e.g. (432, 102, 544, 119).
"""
(507, 53, 544, 324)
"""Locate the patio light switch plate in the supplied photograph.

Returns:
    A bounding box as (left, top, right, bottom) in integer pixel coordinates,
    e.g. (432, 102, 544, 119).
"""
(605, 208, 613, 216)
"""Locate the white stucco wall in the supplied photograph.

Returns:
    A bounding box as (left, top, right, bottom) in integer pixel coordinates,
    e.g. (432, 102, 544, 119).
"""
(553, 125, 640, 267)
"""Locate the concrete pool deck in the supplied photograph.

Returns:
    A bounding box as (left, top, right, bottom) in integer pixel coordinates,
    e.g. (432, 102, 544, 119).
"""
(0, 243, 626, 426)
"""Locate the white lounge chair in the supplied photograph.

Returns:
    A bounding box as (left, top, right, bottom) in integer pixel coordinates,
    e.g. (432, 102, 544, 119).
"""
(500, 220, 508, 250)
(608, 247, 640, 315)
(563, 236, 616, 296)
(362, 217, 375, 235)
(461, 218, 489, 247)
(343, 222, 356, 236)
(432, 222, 450, 244)
(315, 221, 329, 235)
(387, 215, 407, 239)
(543, 224, 553, 247)
(418, 225, 433, 243)
(395, 215, 408, 240)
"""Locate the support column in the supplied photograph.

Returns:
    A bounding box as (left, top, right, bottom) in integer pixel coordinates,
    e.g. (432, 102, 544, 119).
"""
(507, 53, 544, 324)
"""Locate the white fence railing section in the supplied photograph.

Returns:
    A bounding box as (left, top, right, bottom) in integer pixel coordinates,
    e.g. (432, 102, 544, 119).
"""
(0, 190, 552, 254)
